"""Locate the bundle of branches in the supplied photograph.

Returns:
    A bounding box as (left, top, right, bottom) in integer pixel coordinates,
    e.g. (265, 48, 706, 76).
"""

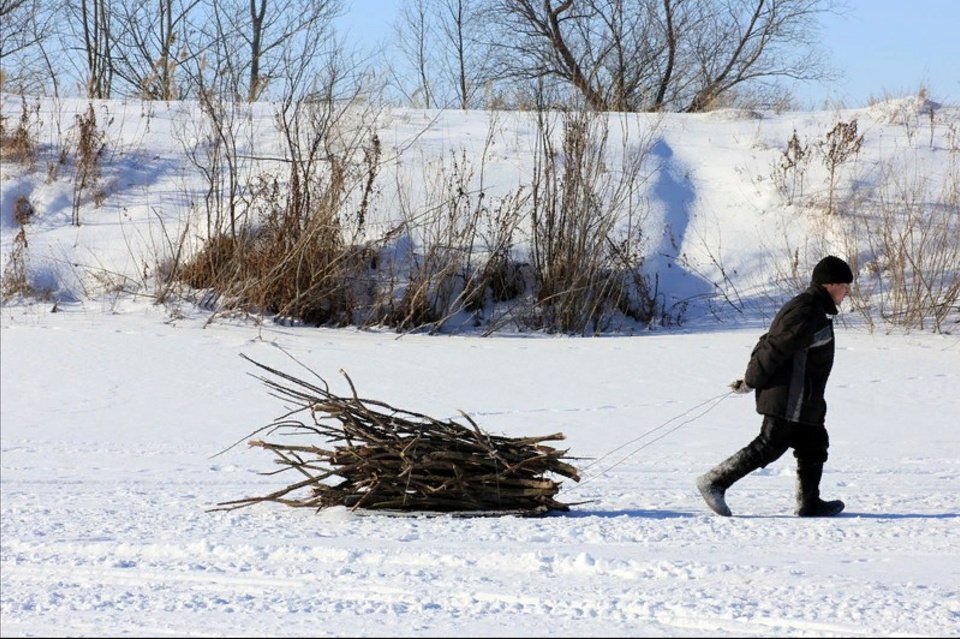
(213, 355, 581, 516)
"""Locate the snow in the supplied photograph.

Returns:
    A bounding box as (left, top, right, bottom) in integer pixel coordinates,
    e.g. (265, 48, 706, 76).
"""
(2, 92, 959, 636)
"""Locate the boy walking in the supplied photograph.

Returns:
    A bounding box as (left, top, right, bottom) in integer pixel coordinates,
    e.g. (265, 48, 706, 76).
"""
(697, 256, 854, 517)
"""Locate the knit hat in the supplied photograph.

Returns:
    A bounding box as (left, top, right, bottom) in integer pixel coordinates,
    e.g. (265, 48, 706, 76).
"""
(811, 255, 853, 286)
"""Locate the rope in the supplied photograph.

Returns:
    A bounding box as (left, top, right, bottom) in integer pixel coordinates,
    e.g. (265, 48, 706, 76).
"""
(566, 390, 734, 494)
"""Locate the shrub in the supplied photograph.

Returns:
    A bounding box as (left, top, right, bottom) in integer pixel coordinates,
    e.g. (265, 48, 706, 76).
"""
(773, 129, 811, 205)
(819, 119, 863, 216)
(71, 103, 108, 225)
(0, 96, 40, 168)
(1, 228, 31, 301)
(527, 108, 656, 334)
(841, 158, 959, 332)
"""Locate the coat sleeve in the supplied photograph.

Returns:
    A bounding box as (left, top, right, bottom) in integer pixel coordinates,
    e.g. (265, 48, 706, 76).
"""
(743, 298, 816, 390)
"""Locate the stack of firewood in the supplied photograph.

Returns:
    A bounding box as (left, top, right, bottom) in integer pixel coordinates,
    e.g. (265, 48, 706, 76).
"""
(214, 355, 581, 516)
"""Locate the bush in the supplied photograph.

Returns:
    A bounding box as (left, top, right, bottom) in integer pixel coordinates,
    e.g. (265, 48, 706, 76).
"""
(1, 228, 31, 301)
(843, 158, 959, 332)
(526, 108, 656, 334)
(71, 103, 109, 225)
(0, 97, 40, 168)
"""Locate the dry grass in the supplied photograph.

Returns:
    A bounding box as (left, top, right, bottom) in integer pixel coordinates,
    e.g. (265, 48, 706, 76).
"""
(71, 103, 109, 225)
(1, 227, 31, 301)
(180, 104, 537, 333)
(772, 129, 812, 206)
(12, 195, 34, 225)
(819, 119, 863, 216)
(0, 97, 40, 168)
(842, 158, 960, 332)
(178, 83, 383, 326)
(178, 103, 666, 334)
(526, 108, 656, 334)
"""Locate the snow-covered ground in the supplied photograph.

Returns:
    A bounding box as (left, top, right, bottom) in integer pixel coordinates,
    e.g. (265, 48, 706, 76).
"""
(2, 303, 958, 637)
(2, 93, 958, 636)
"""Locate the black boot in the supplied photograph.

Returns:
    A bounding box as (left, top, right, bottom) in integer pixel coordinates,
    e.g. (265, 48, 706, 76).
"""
(796, 460, 844, 517)
(696, 448, 763, 517)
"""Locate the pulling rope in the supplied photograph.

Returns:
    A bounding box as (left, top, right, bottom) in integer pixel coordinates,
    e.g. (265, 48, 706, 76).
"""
(565, 390, 734, 494)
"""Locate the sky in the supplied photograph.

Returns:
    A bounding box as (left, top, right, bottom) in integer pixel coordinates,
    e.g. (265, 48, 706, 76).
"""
(334, 0, 960, 109)
(807, 0, 960, 108)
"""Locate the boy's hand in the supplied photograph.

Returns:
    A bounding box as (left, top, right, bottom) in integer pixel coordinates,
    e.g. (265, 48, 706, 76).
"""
(729, 379, 753, 394)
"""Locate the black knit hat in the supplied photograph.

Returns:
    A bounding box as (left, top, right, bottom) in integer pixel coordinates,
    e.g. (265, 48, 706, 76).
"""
(811, 255, 853, 286)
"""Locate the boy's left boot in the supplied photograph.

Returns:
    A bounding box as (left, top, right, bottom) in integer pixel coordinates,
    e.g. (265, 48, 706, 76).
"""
(796, 459, 844, 517)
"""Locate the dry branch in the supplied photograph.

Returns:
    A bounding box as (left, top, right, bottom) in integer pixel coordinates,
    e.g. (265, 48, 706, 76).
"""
(213, 355, 582, 516)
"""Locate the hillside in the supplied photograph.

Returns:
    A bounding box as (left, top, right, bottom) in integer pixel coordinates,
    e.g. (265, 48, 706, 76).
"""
(3, 93, 956, 333)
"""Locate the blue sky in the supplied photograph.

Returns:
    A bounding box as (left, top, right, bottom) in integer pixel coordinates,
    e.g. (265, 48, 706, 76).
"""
(805, 0, 959, 108)
(336, 0, 959, 108)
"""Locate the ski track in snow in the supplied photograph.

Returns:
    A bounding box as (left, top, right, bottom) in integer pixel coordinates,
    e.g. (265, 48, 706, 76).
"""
(2, 308, 959, 637)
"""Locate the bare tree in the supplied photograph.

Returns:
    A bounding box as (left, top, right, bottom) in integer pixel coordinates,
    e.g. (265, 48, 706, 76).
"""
(492, 0, 608, 109)
(107, 0, 203, 100)
(389, 0, 497, 109)
(69, 0, 114, 98)
(591, 0, 692, 111)
(683, 0, 829, 112)
(0, 0, 60, 94)
(485, 0, 832, 112)
(652, 0, 678, 110)
(436, 0, 495, 109)
(183, 0, 245, 101)
(392, 0, 436, 108)
(202, 0, 342, 102)
(1, 0, 45, 59)
(445, 0, 470, 108)
(482, 0, 679, 111)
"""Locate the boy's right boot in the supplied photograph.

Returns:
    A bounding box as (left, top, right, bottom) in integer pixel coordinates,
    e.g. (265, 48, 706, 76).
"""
(696, 448, 763, 517)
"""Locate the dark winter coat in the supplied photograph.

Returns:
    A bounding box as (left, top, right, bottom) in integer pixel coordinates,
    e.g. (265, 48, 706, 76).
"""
(743, 285, 838, 425)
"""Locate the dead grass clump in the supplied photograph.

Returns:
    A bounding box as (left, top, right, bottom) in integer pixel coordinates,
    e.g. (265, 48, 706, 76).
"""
(772, 129, 812, 205)
(252, 224, 358, 327)
(373, 127, 531, 334)
(71, 103, 109, 225)
(470, 252, 528, 309)
(1, 228, 31, 301)
(843, 159, 960, 332)
(819, 119, 863, 216)
(527, 108, 657, 334)
(13, 195, 35, 225)
(179, 233, 245, 290)
(178, 83, 386, 327)
(178, 97, 663, 335)
(466, 189, 531, 314)
(180, 207, 378, 327)
(0, 97, 40, 168)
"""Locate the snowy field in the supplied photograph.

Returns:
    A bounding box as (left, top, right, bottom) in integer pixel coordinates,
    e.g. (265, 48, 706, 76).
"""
(1, 301, 958, 637)
(2, 92, 959, 636)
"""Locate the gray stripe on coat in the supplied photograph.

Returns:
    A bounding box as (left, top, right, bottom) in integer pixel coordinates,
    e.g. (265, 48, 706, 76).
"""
(811, 325, 833, 348)
(787, 349, 807, 422)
